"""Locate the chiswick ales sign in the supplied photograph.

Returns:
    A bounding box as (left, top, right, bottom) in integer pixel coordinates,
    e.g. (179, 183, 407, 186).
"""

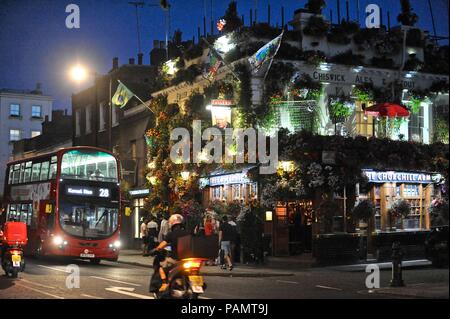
(363, 170, 441, 184)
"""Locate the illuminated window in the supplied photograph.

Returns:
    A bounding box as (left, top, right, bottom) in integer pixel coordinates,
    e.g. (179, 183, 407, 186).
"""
(32, 105, 42, 118)
(31, 131, 41, 138)
(10, 104, 20, 117)
(355, 101, 374, 138)
(85, 105, 92, 133)
(9, 129, 21, 141)
(99, 102, 106, 131)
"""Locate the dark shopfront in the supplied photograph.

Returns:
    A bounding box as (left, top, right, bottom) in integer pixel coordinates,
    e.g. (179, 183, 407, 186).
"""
(121, 188, 150, 249)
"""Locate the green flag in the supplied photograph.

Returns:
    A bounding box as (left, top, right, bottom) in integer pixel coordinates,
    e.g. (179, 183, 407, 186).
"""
(112, 82, 135, 108)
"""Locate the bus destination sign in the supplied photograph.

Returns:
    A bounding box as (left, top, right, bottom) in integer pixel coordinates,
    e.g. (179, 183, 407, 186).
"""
(65, 186, 110, 198)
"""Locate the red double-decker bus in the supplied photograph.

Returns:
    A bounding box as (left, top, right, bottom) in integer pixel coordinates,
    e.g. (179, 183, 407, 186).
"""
(1, 147, 122, 263)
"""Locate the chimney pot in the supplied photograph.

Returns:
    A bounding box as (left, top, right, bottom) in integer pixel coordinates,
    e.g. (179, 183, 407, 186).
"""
(153, 40, 159, 48)
(113, 57, 119, 69)
(129, 58, 135, 65)
(138, 53, 143, 65)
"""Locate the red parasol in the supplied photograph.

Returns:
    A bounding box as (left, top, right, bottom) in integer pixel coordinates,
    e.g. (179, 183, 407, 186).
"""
(364, 102, 410, 118)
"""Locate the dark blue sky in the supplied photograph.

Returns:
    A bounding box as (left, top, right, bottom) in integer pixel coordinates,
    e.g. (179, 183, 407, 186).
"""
(0, 0, 448, 111)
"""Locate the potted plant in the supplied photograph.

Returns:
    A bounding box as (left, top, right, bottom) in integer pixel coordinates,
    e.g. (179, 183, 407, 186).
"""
(352, 199, 375, 228)
(318, 199, 339, 234)
(388, 199, 411, 231)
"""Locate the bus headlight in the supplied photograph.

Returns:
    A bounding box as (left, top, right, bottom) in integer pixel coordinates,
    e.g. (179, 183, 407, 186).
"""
(53, 236, 63, 246)
(109, 241, 121, 249)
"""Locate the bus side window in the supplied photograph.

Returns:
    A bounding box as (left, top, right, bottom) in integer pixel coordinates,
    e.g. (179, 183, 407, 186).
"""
(7, 204, 17, 220)
(49, 162, 57, 179)
(40, 161, 50, 181)
(31, 162, 42, 182)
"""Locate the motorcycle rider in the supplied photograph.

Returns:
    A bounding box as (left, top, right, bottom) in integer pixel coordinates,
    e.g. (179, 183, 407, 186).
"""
(151, 214, 189, 292)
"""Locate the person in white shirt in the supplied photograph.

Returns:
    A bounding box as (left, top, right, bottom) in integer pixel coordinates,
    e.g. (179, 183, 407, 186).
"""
(158, 212, 170, 243)
(147, 216, 159, 250)
(140, 218, 149, 255)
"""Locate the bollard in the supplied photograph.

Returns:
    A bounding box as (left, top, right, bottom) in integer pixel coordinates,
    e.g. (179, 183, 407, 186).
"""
(390, 241, 405, 287)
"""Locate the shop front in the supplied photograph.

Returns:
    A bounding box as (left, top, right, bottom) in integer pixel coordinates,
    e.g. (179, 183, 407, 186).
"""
(122, 187, 150, 249)
(360, 169, 442, 232)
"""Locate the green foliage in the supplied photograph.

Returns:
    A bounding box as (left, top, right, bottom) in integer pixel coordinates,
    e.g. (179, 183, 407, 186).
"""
(397, 0, 418, 26)
(329, 100, 352, 120)
(303, 16, 329, 37)
(301, 50, 327, 66)
(353, 28, 380, 45)
(221, 1, 243, 34)
(430, 80, 450, 94)
(237, 204, 264, 263)
(352, 83, 374, 103)
(389, 199, 411, 218)
(327, 28, 351, 45)
(371, 56, 395, 69)
(430, 199, 449, 226)
(433, 117, 450, 144)
(352, 199, 375, 221)
(404, 56, 424, 72)
(304, 0, 326, 14)
(330, 50, 365, 66)
(171, 64, 202, 85)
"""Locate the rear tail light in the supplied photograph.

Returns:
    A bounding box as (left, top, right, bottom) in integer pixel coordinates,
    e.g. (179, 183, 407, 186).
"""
(182, 259, 203, 270)
(10, 250, 21, 255)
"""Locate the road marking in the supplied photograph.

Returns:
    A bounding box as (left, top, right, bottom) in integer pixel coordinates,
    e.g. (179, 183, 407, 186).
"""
(81, 294, 104, 299)
(316, 285, 343, 291)
(37, 265, 70, 273)
(105, 287, 154, 299)
(20, 279, 56, 289)
(277, 280, 299, 284)
(90, 276, 141, 287)
(15, 283, 64, 299)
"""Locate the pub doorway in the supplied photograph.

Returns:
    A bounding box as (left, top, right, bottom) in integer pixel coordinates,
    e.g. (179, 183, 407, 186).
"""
(288, 200, 314, 255)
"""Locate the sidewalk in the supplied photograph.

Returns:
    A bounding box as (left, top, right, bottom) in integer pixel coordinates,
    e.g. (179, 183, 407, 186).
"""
(117, 250, 297, 277)
(328, 259, 433, 272)
(369, 283, 449, 299)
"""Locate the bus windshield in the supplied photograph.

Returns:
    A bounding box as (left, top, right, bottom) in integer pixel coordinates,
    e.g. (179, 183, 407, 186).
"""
(61, 150, 118, 183)
(59, 201, 119, 239)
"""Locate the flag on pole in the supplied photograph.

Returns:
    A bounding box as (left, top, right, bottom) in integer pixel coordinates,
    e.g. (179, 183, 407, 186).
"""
(205, 50, 223, 80)
(112, 82, 135, 108)
(248, 32, 284, 75)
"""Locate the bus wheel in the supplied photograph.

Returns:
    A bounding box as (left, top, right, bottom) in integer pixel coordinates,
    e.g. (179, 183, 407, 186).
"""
(90, 259, 101, 265)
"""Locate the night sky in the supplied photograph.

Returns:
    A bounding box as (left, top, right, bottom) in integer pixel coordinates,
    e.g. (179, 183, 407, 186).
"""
(0, 0, 448, 111)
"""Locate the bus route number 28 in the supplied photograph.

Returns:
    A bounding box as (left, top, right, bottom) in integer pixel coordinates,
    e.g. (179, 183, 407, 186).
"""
(99, 188, 110, 198)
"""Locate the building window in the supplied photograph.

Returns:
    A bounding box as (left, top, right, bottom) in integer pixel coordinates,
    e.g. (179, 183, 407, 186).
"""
(9, 129, 21, 141)
(355, 102, 374, 138)
(10, 104, 20, 117)
(75, 110, 81, 136)
(32, 105, 42, 118)
(130, 140, 137, 159)
(86, 105, 92, 133)
(99, 102, 106, 131)
(31, 131, 41, 138)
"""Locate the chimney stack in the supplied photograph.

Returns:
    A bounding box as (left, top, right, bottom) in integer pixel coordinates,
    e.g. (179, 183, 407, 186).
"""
(112, 57, 119, 70)
(153, 40, 159, 48)
(138, 53, 143, 65)
(129, 58, 135, 65)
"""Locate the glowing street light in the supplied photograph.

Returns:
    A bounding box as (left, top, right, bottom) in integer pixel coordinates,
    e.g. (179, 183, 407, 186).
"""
(70, 65, 88, 83)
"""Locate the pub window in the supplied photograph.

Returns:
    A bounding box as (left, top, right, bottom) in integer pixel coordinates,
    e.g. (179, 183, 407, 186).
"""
(20, 204, 32, 225)
(40, 161, 50, 180)
(31, 162, 42, 182)
(24, 161, 32, 183)
(232, 184, 242, 199)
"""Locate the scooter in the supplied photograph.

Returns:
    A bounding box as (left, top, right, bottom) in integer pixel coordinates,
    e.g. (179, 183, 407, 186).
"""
(149, 248, 207, 299)
(1, 245, 25, 278)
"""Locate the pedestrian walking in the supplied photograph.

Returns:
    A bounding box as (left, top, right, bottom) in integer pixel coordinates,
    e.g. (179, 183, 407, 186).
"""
(140, 218, 149, 255)
(147, 216, 159, 251)
(228, 216, 238, 264)
(158, 212, 170, 243)
(219, 215, 234, 271)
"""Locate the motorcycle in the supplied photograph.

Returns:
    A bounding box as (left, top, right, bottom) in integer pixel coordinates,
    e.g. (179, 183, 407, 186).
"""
(1, 245, 25, 278)
(149, 248, 207, 299)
